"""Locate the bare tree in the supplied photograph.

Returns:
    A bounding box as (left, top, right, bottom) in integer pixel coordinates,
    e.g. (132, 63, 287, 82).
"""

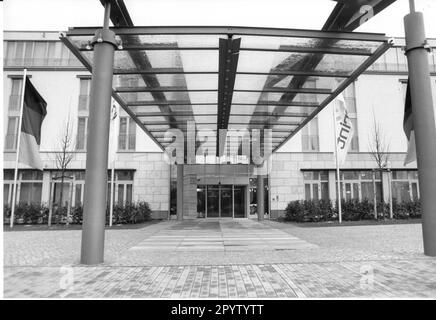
(49, 116, 74, 226)
(369, 114, 390, 170)
(368, 113, 391, 219)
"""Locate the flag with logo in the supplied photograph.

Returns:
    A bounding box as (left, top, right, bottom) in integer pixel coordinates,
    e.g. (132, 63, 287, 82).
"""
(108, 101, 119, 165)
(334, 93, 354, 165)
(19, 77, 47, 170)
(403, 80, 416, 165)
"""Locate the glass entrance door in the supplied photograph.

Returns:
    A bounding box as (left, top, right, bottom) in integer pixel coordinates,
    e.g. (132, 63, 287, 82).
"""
(220, 185, 233, 218)
(199, 185, 246, 218)
(233, 186, 245, 218)
(206, 185, 220, 218)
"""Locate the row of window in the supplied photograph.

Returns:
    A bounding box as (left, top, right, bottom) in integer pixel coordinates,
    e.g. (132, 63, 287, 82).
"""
(4, 41, 436, 73)
(4, 114, 137, 151)
(3, 170, 134, 207)
(303, 170, 420, 203)
(370, 46, 436, 73)
(5, 78, 137, 151)
(4, 40, 81, 67)
(74, 116, 136, 151)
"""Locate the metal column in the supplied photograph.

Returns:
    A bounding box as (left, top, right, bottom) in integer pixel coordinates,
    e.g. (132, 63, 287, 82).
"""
(80, 1, 117, 264)
(404, 3, 436, 256)
(177, 164, 184, 221)
(257, 175, 265, 221)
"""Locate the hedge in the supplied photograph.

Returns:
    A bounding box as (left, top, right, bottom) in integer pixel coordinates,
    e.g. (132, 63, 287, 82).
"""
(284, 199, 421, 222)
(3, 201, 152, 225)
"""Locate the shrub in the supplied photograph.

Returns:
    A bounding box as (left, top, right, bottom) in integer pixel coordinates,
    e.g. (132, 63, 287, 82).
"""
(3, 203, 49, 225)
(285, 199, 421, 223)
(285, 200, 334, 222)
(108, 201, 152, 225)
(340, 199, 374, 221)
(393, 199, 421, 219)
(4, 201, 152, 225)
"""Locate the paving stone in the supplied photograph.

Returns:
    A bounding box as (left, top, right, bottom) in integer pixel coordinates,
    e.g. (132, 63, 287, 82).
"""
(3, 219, 436, 298)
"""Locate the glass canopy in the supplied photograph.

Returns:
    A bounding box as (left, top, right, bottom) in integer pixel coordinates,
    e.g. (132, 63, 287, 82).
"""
(62, 26, 391, 155)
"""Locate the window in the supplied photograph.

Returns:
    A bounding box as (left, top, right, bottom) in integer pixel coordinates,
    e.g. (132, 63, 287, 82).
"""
(367, 46, 436, 72)
(9, 78, 23, 111)
(33, 42, 47, 66)
(4, 40, 81, 67)
(76, 117, 88, 150)
(303, 171, 329, 201)
(78, 78, 91, 111)
(107, 170, 134, 205)
(24, 41, 34, 65)
(396, 47, 408, 71)
(3, 170, 43, 205)
(5, 117, 19, 150)
(118, 117, 136, 151)
(337, 170, 382, 202)
(301, 117, 319, 151)
(391, 170, 419, 202)
(3, 170, 15, 205)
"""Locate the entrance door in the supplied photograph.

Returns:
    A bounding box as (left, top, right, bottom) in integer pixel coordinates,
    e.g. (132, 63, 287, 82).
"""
(207, 185, 220, 218)
(220, 185, 233, 218)
(200, 185, 246, 218)
(233, 185, 245, 218)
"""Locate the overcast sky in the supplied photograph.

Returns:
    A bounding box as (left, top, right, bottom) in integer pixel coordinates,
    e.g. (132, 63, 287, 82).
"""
(3, 0, 436, 37)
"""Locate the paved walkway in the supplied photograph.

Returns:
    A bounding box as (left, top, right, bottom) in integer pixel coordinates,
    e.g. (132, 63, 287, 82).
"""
(4, 219, 436, 298)
(129, 219, 317, 251)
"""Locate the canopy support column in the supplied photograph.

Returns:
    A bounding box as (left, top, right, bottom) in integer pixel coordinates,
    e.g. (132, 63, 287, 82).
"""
(80, 1, 117, 265)
(257, 175, 265, 221)
(404, 5, 436, 256)
(177, 164, 184, 221)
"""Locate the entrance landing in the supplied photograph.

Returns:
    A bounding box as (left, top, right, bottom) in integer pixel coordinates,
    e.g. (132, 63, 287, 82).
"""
(128, 219, 317, 252)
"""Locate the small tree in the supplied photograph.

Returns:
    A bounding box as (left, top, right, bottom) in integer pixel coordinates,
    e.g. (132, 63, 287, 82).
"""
(50, 116, 74, 225)
(368, 113, 391, 219)
(369, 114, 390, 170)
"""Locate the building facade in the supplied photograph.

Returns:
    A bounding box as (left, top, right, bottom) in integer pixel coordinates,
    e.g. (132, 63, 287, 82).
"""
(3, 31, 436, 219)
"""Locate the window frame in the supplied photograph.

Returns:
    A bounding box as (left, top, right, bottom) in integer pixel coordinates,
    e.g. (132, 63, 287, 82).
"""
(303, 170, 329, 201)
(118, 116, 136, 151)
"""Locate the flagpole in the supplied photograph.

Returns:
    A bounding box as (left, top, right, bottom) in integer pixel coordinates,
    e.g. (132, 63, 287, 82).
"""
(109, 100, 116, 227)
(332, 101, 343, 224)
(109, 163, 115, 227)
(10, 68, 27, 228)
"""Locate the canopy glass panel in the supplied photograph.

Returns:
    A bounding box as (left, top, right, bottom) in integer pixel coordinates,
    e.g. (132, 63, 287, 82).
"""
(62, 26, 390, 157)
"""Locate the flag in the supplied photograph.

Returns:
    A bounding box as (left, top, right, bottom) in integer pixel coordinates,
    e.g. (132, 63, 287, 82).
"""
(19, 77, 47, 170)
(334, 93, 354, 165)
(403, 80, 416, 165)
(108, 101, 119, 165)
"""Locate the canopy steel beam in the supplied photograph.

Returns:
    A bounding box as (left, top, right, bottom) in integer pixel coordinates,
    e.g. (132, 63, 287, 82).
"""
(60, 34, 164, 150)
(241, 45, 373, 56)
(328, 1, 397, 32)
(116, 86, 332, 94)
(217, 37, 241, 155)
(113, 68, 212, 74)
(249, 0, 394, 150)
(98, 0, 195, 148)
(81, 44, 372, 56)
(68, 26, 387, 42)
(135, 112, 308, 117)
(113, 68, 350, 78)
(273, 40, 392, 152)
(127, 101, 319, 107)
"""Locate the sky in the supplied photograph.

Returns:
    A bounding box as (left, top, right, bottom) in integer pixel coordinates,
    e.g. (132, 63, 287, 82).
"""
(3, 0, 436, 37)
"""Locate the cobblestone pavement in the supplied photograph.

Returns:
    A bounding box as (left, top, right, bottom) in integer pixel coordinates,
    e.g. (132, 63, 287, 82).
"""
(4, 219, 436, 298)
